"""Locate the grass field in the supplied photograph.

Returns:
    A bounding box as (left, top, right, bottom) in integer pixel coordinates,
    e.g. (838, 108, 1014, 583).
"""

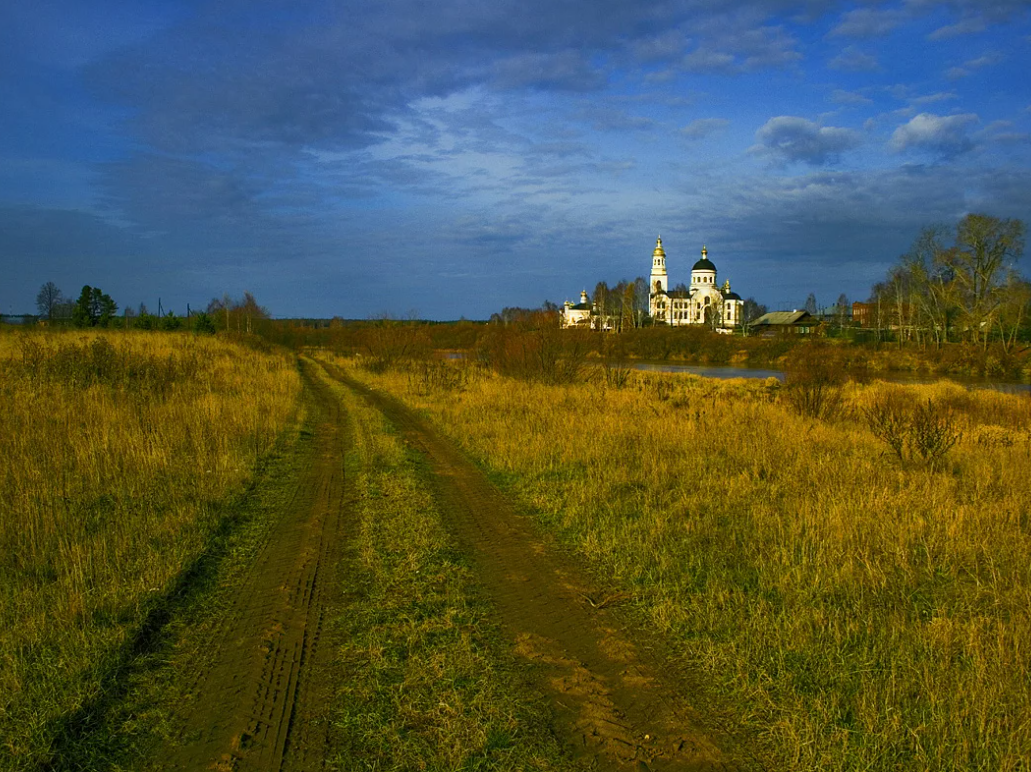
(318, 369, 584, 771)
(0, 330, 301, 771)
(332, 353, 1031, 772)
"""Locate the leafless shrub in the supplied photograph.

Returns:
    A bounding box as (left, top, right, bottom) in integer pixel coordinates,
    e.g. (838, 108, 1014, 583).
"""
(864, 391, 960, 469)
(476, 312, 589, 384)
(358, 316, 431, 373)
(408, 360, 468, 395)
(783, 344, 847, 421)
(600, 336, 631, 389)
(909, 400, 960, 467)
(864, 390, 909, 462)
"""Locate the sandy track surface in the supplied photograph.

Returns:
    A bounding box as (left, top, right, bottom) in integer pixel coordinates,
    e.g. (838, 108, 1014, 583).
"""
(325, 361, 745, 772)
(164, 361, 350, 772)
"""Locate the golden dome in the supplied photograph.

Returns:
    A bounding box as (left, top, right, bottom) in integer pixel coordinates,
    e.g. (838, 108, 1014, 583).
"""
(653, 236, 665, 257)
(701, 244, 708, 257)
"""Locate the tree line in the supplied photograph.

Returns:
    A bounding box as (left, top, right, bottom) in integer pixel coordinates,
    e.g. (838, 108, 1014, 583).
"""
(30, 283, 270, 335)
(866, 213, 1028, 349)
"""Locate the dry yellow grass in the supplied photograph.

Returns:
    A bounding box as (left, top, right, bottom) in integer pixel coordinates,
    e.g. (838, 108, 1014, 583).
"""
(0, 330, 300, 771)
(333, 354, 1031, 772)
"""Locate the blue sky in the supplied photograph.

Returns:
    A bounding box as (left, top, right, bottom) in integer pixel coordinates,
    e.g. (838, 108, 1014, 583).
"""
(2, 0, 1030, 319)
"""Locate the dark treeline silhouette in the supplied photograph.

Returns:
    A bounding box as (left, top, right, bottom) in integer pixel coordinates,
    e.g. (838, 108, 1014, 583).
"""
(18, 282, 272, 336)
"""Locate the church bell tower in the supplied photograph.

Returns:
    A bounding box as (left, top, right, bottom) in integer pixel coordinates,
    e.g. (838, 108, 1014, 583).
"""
(650, 236, 668, 295)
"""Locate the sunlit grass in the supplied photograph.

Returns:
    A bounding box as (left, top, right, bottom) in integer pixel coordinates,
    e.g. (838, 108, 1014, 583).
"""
(330, 353, 1031, 772)
(0, 330, 301, 771)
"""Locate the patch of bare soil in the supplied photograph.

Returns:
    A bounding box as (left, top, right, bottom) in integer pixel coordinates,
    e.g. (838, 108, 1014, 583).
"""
(326, 363, 751, 772)
(162, 361, 351, 772)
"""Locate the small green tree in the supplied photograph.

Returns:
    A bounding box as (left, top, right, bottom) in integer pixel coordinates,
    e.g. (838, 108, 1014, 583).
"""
(94, 289, 117, 328)
(72, 285, 93, 327)
(161, 312, 183, 331)
(192, 311, 217, 335)
(72, 285, 117, 327)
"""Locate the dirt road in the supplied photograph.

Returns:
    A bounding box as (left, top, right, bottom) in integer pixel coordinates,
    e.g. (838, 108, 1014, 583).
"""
(163, 360, 351, 772)
(162, 358, 744, 771)
(324, 362, 744, 772)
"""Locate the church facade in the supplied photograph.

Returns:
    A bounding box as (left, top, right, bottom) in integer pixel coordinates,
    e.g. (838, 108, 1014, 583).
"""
(560, 236, 744, 331)
(648, 237, 742, 332)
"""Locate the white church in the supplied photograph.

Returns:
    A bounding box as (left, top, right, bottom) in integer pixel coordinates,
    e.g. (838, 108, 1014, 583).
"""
(561, 237, 743, 331)
(648, 237, 742, 332)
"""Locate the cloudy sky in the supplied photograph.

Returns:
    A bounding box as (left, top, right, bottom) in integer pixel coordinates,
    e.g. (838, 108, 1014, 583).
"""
(2, 0, 1030, 319)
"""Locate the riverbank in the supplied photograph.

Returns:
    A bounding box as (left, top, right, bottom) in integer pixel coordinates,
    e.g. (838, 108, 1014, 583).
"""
(592, 328, 1031, 382)
(282, 319, 1031, 383)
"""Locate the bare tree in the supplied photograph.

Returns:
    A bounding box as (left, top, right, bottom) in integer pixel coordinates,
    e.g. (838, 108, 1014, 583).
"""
(834, 293, 850, 330)
(705, 296, 725, 332)
(35, 282, 63, 322)
(621, 282, 636, 331)
(740, 297, 767, 334)
(995, 274, 1031, 353)
(945, 214, 1025, 348)
(593, 281, 610, 330)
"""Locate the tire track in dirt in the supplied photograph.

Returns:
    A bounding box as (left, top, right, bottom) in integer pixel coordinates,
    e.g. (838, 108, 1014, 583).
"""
(324, 361, 751, 772)
(164, 359, 351, 772)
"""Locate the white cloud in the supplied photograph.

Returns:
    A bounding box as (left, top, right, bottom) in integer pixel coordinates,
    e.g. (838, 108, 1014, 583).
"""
(889, 112, 979, 157)
(632, 30, 688, 62)
(678, 22, 801, 75)
(828, 46, 881, 72)
(681, 48, 737, 74)
(830, 89, 873, 105)
(752, 116, 861, 165)
(911, 91, 958, 106)
(492, 50, 607, 92)
(829, 8, 905, 38)
(928, 17, 987, 39)
(680, 118, 730, 139)
(946, 51, 1003, 79)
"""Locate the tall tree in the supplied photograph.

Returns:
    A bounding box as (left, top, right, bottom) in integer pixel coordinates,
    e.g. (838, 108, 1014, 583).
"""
(995, 274, 1031, 352)
(72, 285, 116, 327)
(705, 297, 724, 332)
(804, 292, 818, 315)
(72, 285, 93, 327)
(633, 277, 650, 326)
(871, 214, 1026, 347)
(35, 282, 64, 322)
(238, 291, 269, 334)
(621, 282, 636, 332)
(741, 297, 767, 333)
(834, 293, 851, 330)
(592, 281, 609, 331)
(92, 288, 117, 328)
(945, 213, 1025, 347)
(903, 226, 956, 346)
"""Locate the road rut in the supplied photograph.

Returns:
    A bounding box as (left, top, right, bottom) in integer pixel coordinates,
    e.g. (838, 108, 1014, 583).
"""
(325, 362, 746, 772)
(164, 360, 350, 772)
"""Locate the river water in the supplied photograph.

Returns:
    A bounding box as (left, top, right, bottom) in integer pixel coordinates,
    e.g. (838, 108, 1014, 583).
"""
(441, 351, 1029, 393)
(631, 361, 1031, 393)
